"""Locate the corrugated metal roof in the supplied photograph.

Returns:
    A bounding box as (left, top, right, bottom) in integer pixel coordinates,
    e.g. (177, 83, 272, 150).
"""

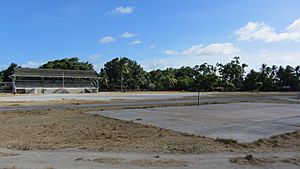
(12, 68, 98, 78)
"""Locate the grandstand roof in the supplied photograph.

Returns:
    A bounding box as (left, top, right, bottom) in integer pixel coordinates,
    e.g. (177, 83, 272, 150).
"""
(11, 68, 98, 79)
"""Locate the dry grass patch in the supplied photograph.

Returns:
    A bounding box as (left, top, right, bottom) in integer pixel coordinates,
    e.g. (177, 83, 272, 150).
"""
(230, 154, 300, 166)
(0, 167, 55, 169)
(75, 157, 189, 167)
(244, 130, 300, 152)
(0, 109, 237, 153)
(0, 167, 18, 169)
(128, 159, 189, 167)
(75, 157, 125, 165)
(92, 157, 125, 164)
(0, 152, 18, 157)
(0, 99, 117, 107)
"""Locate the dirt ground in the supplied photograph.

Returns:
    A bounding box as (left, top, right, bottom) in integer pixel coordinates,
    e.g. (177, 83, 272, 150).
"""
(0, 108, 299, 154)
(0, 99, 132, 107)
(0, 108, 234, 153)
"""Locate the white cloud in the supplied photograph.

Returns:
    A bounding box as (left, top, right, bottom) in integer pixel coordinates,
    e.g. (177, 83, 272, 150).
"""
(142, 59, 175, 71)
(0, 64, 7, 70)
(235, 18, 300, 42)
(93, 63, 104, 71)
(88, 54, 101, 61)
(145, 43, 239, 70)
(21, 61, 45, 68)
(130, 39, 142, 45)
(110, 6, 134, 15)
(258, 50, 300, 65)
(121, 32, 137, 38)
(182, 43, 240, 56)
(163, 43, 239, 57)
(98, 36, 116, 44)
(163, 49, 179, 55)
(142, 54, 234, 71)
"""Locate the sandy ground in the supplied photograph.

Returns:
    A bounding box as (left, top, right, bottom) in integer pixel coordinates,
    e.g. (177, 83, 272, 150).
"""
(0, 91, 297, 111)
(0, 92, 200, 102)
(0, 148, 299, 169)
(0, 92, 297, 103)
(91, 102, 300, 143)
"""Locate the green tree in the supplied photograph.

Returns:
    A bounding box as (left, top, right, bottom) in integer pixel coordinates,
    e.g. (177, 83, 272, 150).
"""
(195, 74, 219, 91)
(2, 63, 19, 82)
(276, 65, 299, 91)
(243, 70, 261, 91)
(161, 68, 178, 90)
(176, 76, 194, 91)
(0, 71, 3, 82)
(99, 57, 148, 91)
(174, 66, 195, 91)
(258, 64, 276, 91)
(254, 82, 263, 91)
(217, 57, 247, 90)
(149, 68, 179, 91)
(40, 57, 94, 71)
(149, 70, 164, 90)
(194, 63, 219, 91)
(98, 69, 109, 91)
(295, 66, 300, 78)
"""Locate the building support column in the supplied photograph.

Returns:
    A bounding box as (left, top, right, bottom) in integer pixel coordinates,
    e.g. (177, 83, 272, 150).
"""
(12, 76, 17, 94)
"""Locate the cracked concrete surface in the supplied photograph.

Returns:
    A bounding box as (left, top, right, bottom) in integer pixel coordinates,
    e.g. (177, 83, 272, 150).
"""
(90, 102, 300, 143)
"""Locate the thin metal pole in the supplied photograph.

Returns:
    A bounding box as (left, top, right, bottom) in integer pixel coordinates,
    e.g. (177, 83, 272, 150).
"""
(62, 72, 65, 90)
(198, 88, 200, 107)
(121, 71, 123, 92)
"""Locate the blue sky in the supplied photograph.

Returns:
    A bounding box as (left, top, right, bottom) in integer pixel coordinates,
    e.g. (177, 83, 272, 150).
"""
(0, 0, 300, 71)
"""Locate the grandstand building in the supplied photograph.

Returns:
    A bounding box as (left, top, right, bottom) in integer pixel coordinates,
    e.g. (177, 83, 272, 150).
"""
(11, 68, 99, 94)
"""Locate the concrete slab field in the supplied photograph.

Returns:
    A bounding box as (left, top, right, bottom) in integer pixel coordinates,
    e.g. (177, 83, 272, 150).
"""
(90, 102, 300, 143)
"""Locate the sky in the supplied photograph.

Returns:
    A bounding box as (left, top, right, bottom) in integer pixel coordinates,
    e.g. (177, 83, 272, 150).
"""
(0, 0, 300, 72)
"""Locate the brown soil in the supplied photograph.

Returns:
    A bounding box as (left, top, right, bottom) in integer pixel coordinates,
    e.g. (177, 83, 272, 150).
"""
(230, 154, 300, 166)
(0, 99, 131, 107)
(0, 109, 237, 153)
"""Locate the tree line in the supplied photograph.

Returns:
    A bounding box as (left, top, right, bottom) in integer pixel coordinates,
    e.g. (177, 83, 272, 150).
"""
(1, 57, 300, 92)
